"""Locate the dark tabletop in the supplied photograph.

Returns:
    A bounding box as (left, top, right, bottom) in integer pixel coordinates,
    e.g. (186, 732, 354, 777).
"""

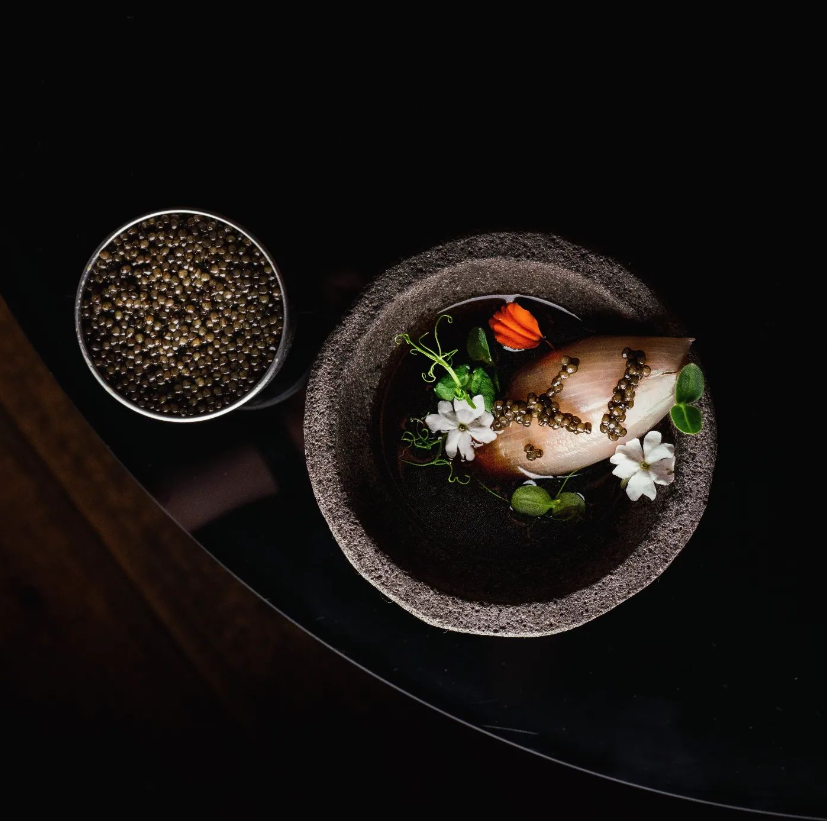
(5, 50, 822, 818)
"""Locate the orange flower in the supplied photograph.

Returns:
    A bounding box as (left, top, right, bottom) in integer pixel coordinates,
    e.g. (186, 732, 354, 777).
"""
(489, 302, 543, 350)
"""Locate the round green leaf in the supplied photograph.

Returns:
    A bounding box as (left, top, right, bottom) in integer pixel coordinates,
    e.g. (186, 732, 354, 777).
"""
(549, 491, 585, 521)
(511, 485, 555, 517)
(467, 327, 493, 365)
(670, 402, 703, 434)
(675, 363, 704, 405)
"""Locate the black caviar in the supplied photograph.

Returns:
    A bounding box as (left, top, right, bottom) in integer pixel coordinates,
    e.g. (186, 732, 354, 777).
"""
(492, 355, 592, 435)
(599, 347, 651, 441)
(79, 212, 283, 418)
(524, 443, 544, 461)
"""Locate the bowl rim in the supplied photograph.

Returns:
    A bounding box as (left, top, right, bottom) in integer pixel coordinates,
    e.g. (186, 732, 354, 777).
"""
(74, 207, 291, 423)
(305, 231, 717, 636)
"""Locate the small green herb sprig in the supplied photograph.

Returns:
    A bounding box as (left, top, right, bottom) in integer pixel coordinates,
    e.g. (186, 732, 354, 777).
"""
(670, 363, 705, 435)
(394, 315, 497, 412)
(510, 472, 585, 521)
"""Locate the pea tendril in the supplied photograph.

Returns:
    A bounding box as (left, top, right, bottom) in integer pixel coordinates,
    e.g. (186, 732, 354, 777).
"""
(394, 314, 474, 407)
(401, 442, 470, 485)
(400, 417, 442, 452)
(399, 418, 470, 484)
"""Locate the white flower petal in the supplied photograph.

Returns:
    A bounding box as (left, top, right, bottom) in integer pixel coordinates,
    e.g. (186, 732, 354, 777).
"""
(469, 395, 486, 419)
(613, 438, 644, 464)
(469, 415, 494, 434)
(611, 457, 641, 480)
(469, 426, 497, 445)
(650, 459, 676, 486)
(445, 429, 461, 459)
(626, 470, 657, 501)
(425, 412, 456, 432)
(452, 396, 474, 414)
(437, 400, 455, 417)
(643, 431, 674, 464)
(476, 411, 494, 429)
(644, 444, 675, 464)
(642, 429, 663, 458)
(453, 395, 487, 421)
(457, 431, 476, 461)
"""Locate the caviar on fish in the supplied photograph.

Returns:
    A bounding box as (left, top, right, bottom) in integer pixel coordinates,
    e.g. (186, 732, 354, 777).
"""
(599, 348, 652, 441)
(492, 356, 592, 436)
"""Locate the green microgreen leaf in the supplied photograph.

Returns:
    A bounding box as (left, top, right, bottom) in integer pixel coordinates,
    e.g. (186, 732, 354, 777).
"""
(548, 492, 585, 521)
(434, 364, 471, 401)
(670, 363, 705, 436)
(511, 484, 555, 517)
(507, 472, 586, 522)
(466, 327, 493, 365)
(469, 367, 495, 412)
(670, 403, 703, 434)
(675, 363, 704, 405)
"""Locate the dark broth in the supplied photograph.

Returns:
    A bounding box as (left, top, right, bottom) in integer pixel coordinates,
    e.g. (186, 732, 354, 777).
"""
(378, 296, 626, 587)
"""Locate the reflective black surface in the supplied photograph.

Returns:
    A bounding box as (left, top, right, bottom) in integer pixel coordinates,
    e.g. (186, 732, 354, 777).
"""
(5, 70, 823, 817)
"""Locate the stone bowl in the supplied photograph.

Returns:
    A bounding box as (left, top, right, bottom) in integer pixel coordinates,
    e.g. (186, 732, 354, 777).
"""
(305, 233, 716, 636)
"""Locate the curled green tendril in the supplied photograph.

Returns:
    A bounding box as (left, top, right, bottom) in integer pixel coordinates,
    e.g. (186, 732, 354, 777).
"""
(399, 420, 470, 485)
(400, 418, 442, 453)
(394, 314, 471, 403)
(448, 463, 471, 484)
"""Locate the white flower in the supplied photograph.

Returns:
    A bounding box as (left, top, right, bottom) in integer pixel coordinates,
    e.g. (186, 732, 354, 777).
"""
(609, 430, 676, 502)
(424, 394, 497, 461)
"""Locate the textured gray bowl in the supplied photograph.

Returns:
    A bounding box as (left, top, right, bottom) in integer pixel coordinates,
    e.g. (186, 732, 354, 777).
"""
(305, 233, 716, 636)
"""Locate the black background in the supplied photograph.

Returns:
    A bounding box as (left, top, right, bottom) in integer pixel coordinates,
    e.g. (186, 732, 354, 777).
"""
(3, 17, 817, 818)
